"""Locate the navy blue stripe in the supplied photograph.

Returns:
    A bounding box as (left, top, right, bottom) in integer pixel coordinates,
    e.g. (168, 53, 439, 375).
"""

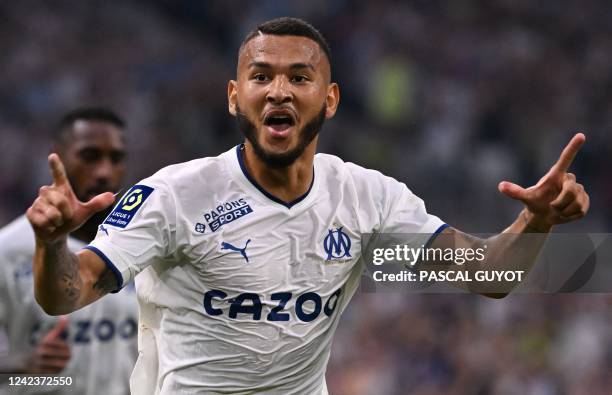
(83, 246, 124, 293)
(423, 223, 450, 249)
(235, 144, 315, 209)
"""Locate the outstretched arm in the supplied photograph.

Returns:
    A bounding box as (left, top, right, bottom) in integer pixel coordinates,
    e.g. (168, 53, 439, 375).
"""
(27, 154, 118, 315)
(430, 133, 590, 295)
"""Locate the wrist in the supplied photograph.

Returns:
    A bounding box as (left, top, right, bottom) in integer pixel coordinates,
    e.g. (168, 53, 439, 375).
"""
(521, 209, 552, 233)
(35, 235, 68, 249)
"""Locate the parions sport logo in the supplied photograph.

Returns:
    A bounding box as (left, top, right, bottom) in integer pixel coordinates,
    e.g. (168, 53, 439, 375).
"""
(195, 198, 253, 233)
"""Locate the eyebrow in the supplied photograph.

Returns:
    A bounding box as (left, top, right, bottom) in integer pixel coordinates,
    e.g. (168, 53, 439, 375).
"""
(248, 61, 315, 72)
(76, 146, 127, 155)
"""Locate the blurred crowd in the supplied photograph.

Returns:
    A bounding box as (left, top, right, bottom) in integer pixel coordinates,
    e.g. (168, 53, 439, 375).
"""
(0, 1, 610, 394)
(331, 293, 612, 395)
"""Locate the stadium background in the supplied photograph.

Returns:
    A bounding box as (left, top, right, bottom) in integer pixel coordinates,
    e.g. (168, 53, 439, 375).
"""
(0, 1, 611, 393)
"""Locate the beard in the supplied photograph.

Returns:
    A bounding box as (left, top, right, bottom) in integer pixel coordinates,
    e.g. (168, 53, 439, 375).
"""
(235, 104, 327, 168)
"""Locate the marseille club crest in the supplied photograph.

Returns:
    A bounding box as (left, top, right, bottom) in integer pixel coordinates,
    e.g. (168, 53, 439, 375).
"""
(323, 227, 351, 261)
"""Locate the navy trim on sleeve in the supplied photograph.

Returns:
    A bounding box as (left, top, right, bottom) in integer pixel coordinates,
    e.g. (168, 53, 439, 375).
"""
(423, 223, 450, 249)
(82, 246, 124, 293)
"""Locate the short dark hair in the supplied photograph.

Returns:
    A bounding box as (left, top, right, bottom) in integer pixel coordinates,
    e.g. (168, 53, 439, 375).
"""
(241, 17, 331, 64)
(55, 107, 125, 143)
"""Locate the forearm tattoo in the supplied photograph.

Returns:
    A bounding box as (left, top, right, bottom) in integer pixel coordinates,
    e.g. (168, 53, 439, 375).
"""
(93, 267, 118, 296)
(58, 254, 82, 303)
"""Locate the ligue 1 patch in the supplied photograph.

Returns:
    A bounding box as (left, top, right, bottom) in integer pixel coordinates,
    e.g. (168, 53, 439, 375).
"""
(104, 185, 154, 228)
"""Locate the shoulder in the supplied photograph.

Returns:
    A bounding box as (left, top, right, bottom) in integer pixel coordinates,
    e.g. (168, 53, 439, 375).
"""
(128, 151, 231, 205)
(314, 153, 400, 191)
(0, 216, 84, 259)
(0, 216, 34, 256)
(146, 154, 227, 190)
(0, 217, 35, 283)
(314, 153, 421, 221)
(111, 150, 234, 224)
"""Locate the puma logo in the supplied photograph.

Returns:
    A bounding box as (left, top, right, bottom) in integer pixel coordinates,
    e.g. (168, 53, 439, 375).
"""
(221, 239, 252, 263)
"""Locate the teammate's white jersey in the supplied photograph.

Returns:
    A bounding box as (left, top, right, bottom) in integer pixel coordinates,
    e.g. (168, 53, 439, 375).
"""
(0, 216, 138, 395)
(88, 145, 445, 395)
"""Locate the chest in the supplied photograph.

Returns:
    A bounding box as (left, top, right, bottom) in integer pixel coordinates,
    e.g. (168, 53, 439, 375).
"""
(179, 198, 363, 293)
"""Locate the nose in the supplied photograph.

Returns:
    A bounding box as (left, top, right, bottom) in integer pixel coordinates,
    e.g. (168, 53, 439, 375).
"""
(266, 76, 292, 104)
(93, 157, 113, 184)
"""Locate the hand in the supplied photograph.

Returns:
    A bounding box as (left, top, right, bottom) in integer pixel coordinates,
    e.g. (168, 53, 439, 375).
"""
(25, 316, 71, 374)
(26, 154, 116, 243)
(498, 133, 590, 230)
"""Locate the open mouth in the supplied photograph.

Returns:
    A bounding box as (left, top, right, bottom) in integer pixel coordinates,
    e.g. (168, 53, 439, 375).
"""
(263, 111, 296, 134)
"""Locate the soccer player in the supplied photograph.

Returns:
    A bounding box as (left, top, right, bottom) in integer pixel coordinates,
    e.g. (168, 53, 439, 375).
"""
(0, 108, 138, 394)
(26, 18, 589, 394)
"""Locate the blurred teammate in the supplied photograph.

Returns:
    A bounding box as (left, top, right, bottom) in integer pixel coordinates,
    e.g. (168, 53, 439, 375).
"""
(26, 19, 589, 394)
(0, 108, 138, 394)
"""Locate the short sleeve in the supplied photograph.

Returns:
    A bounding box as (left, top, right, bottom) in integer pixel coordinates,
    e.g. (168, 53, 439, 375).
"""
(380, 179, 447, 246)
(86, 182, 177, 288)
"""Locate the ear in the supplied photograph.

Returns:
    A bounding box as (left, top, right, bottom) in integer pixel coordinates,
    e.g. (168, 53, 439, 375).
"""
(228, 80, 238, 116)
(325, 83, 340, 119)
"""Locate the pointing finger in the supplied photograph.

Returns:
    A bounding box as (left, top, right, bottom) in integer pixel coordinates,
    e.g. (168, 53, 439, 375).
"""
(551, 133, 585, 174)
(48, 154, 69, 187)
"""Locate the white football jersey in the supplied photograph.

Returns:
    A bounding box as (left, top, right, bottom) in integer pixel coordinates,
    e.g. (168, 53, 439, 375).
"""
(0, 216, 138, 395)
(88, 145, 445, 395)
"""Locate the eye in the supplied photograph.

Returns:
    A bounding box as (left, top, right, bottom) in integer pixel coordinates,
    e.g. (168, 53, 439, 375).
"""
(291, 75, 309, 83)
(110, 151, 126, 165)
(252, 73, 269, 82)
(78, 148, 101, 163)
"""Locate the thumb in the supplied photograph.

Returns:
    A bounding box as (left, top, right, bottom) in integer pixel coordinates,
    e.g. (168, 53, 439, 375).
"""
(498, 181, 528, 202)
(82, 192, 116, 213)
(42, 316, 69, 342)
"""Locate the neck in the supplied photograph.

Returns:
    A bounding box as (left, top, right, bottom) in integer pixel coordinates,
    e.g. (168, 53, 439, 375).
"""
(242, 140, 316, 204)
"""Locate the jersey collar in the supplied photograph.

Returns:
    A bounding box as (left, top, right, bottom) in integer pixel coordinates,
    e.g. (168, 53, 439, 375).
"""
(229, 144, 317, 210)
